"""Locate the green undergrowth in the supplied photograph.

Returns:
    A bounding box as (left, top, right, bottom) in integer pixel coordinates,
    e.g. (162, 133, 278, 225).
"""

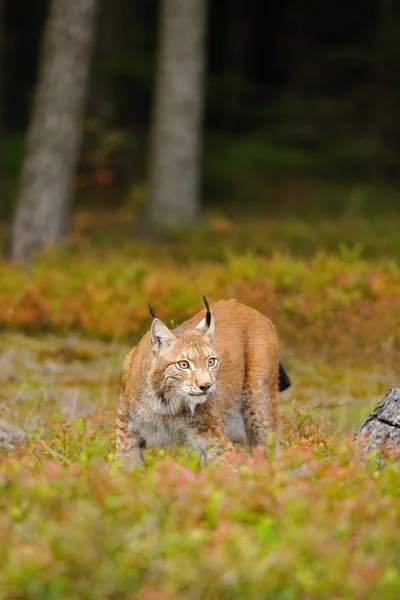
(1, 408, 400, 600)
(0, 325, 398, 600)
(1, 236, 399, 366)
(74, 210, 400, 259)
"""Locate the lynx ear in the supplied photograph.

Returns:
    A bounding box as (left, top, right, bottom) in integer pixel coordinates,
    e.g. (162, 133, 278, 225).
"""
(195, 295, 215, 339)
(150, 318, 176, 353)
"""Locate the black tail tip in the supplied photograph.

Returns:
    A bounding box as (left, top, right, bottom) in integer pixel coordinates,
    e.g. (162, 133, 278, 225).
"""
(148, 304, 157, 319)
(278, 362, 291, 392)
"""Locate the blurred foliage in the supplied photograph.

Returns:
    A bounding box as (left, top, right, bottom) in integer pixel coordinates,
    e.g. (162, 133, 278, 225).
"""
(3, 130, 400, 220)
(2, 404, 400, 599)
(202, 135, 400, 213)
(1, 211, 400, 367)
(1, 213, 400, 598)
(76, 120, 139, 194)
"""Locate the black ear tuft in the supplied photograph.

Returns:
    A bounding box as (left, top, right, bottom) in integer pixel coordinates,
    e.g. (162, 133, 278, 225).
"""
(201, 295, 211, 327)
(201, 295, 210, 311)
(148, 304, 157, 319)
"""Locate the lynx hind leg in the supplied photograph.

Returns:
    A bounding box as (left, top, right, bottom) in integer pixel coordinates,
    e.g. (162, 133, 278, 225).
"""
(116, 406, 145, 468)
(242, 354, 279, 457)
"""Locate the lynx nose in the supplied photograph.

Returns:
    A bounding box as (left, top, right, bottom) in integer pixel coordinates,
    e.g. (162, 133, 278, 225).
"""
(199, 382, 212, 392)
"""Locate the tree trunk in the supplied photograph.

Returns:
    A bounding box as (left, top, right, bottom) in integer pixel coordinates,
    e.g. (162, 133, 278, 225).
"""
(11, 0, 98, 264)
(146, 0, 207, 228)
(354, 388, 400, 453)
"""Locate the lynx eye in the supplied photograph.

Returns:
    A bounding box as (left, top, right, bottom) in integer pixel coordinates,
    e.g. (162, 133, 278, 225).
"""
(207, 357, 217, 368)
(177, 360, 190, 370)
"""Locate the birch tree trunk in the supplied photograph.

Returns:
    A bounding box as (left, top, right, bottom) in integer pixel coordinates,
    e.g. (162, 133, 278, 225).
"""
(11, 0, 98, 264)
(146, 0, 207, 228)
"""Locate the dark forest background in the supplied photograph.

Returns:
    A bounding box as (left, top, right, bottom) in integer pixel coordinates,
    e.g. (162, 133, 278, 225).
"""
(3, 0, 400, 224)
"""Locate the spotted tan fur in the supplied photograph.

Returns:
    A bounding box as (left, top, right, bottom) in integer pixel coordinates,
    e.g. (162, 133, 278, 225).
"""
(116, 299, 279, 468)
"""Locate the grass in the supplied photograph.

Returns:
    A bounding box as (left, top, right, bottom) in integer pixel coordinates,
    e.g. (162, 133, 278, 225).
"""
(1, 210, 400, 598)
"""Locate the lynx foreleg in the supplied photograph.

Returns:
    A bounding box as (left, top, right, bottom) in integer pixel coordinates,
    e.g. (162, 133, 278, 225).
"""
(184, 405, 236, 467)
(115, 407, 145, 468)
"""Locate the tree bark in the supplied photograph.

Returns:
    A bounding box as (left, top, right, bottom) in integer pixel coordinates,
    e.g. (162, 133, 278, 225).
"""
(11, 0, 98, 264)
(354, 388, 400, 453)
(146, 0, 207, 228)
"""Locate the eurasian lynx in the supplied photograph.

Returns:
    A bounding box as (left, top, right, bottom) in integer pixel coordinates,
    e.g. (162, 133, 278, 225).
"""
(116, 298, 290, 467)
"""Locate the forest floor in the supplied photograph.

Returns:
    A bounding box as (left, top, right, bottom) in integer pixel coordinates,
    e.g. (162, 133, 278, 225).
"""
(1, 211, 400, 599)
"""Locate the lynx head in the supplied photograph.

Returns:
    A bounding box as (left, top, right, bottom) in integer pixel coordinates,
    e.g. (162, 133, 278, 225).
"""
(148, 297, 220, 414)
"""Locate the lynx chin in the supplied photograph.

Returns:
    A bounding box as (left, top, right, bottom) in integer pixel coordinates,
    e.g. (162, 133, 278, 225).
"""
(116, 297, 290, 468)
